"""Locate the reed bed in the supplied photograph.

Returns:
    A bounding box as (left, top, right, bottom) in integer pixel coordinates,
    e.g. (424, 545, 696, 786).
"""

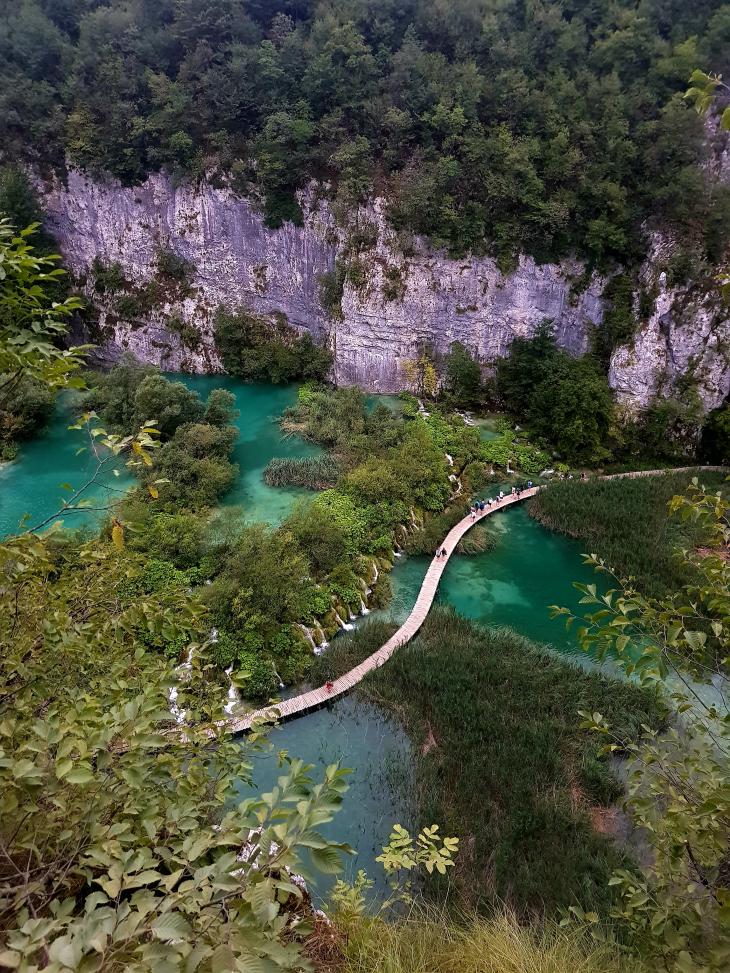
(263, 454, 340, 489)
(528, 471, 727, 598)
(329, 906, 648, 973)
(315, 608, 663, 916)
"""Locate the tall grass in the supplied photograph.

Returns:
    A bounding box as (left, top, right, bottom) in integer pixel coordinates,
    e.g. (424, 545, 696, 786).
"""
(328, 907, 648, 973)
(313, 609, 664, 915)
(263, 455, 340, 489)
(528, 472, 727, 598)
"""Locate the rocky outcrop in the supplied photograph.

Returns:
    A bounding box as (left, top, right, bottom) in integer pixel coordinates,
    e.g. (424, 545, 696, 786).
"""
(609, 234, 730, 414)
(40, 169, 606, 388)
(39, 168, 729, 411)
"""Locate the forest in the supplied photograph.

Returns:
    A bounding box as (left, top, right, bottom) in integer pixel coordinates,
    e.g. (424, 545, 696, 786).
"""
(2, 0, 730, 270)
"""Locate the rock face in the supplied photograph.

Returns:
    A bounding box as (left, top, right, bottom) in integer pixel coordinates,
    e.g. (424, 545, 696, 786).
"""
(39, 168, 729, 411)
(40, 170, 606, 388)
(609, 234, 730, 414)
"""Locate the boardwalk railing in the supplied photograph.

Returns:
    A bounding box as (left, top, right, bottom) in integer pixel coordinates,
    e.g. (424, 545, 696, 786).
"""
(229, 488, 539, 733)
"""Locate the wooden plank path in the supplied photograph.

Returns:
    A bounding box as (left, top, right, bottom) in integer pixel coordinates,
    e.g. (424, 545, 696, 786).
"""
(229, 487, 539, 733)
(227, 464, 728, 733)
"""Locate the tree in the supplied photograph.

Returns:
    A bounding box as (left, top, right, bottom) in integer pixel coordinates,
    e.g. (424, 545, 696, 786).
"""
(401, 352, 438, 399)
(444, 341, 483, 407)
(529, 355, 614, 465)
(0, 533, 353, 971)
(496, 322, 558, 414)
(555, 480, 730, 971)
(0, 220, 86, 408)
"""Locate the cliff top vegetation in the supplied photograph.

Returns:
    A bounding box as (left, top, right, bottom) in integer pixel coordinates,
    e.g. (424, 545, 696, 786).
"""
(2, 0, 730, 270)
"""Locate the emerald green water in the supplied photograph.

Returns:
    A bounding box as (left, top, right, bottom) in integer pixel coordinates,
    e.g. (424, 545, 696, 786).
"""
(0, 393, 135, 537)
(237, 696, 414, 902)
(0, 376, 633, 901)
(176, 376, 322, 524)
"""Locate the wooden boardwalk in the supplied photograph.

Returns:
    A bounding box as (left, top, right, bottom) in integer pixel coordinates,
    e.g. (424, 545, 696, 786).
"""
(229, 488, 539, 733)
(228, 464, 727, 733)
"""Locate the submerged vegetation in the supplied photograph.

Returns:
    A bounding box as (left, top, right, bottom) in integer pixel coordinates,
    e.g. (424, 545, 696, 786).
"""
(264, 454, 340, 489)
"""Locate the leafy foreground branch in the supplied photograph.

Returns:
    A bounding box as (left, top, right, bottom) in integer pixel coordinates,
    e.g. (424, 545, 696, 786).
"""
(554, 479, 730, 971)
(0, 530, 357, 971)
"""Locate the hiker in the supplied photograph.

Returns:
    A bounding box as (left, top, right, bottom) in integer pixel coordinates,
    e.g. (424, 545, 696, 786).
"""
(470, 505, 477, 521)
(479, 500, 486, 513)
(325, 680, 334, 693)
(435, 548, 441, 560)
(527, 480, 533, 489)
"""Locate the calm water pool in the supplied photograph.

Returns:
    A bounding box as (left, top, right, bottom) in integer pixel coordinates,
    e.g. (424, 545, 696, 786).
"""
(0, 392, 135, 537)
(236, 696, 414, 902)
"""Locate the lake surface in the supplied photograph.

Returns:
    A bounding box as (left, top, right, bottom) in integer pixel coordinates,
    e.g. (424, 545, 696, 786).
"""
(0, 392, 135, 537)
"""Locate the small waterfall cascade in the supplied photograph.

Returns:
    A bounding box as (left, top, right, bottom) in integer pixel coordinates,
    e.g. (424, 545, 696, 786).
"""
(168, 645, 195, 724)
(359, 597, 371, 615)
(332, 607, 355, 632)
(224, 665, 238, 715)
(297, 623, 319, 653)
(445, 453, 454, 467)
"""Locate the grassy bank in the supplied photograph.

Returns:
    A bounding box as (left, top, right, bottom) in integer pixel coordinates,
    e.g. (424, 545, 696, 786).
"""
(528, 471, 727, 599)
(322, 907, 648, 973)
(313, 609, 664, 916)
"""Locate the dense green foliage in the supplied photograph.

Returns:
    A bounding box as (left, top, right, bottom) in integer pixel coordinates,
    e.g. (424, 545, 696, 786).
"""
(443, 341, 484, 408)
(3, 1, 729, 268)
(0, 220, 87, 460)
(314, 607, 663, 915)
(496, 324, 614, 464)
(0, 529, 355, 971)
(214, 307, 332, 383)
(529, 471, 728, 598)
(557, 482, 729, 971)
(0, 373, 53, 460)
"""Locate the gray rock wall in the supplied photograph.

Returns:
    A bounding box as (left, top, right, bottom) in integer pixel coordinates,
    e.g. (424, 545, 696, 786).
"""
(39, 169, 729, 411)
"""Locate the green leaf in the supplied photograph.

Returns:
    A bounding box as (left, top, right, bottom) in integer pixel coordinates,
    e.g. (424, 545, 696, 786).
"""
(66, 766, 95, 785)
(309, 844, 345, 874)
(151, 912, 193, 941)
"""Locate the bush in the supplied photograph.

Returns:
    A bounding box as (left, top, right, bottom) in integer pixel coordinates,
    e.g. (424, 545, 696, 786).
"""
(214, 307, 332, 383)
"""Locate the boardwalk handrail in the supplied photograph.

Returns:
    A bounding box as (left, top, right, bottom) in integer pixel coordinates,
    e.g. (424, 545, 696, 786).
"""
(229, 488, 539, 732)
(229, 464, 728, 733)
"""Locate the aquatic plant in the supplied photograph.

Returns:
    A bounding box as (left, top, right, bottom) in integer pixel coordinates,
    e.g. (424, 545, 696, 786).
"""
(316, 607, 664, 915)
(263, 454, 340, 489)
(528, 471, 728, 599)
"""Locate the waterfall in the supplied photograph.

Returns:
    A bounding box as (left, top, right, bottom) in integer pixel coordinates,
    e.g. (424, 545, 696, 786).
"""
(168, 645, 195, 724)
(359, 597, 371, 615)
(313, 621, 329, 650)
(224, 665, 238, 715)
(445, 453, 454, 467)
(417, 399, 430, 417)
(297, 623, 317, 655)
(370, 559, 379, 585)
(333, 608, 355, 631)
(448, 473, 463, 497)
(271, 664, 285, 689)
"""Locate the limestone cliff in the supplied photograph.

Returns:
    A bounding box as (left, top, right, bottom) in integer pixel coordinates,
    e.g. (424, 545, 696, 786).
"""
(39, 169, 730, 411)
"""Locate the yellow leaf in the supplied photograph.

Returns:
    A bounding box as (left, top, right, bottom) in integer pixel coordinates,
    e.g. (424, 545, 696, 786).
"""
(112, 520, 124, 550)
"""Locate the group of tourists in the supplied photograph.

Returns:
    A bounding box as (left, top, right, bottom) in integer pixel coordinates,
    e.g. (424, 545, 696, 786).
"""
(434, 480, 537, 561)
